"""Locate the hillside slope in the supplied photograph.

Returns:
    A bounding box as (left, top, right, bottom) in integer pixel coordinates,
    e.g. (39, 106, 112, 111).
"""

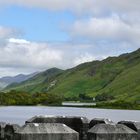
(0, 72, 37, 89)
(5, 68, 63, 93)
(5, 49, 140, 104)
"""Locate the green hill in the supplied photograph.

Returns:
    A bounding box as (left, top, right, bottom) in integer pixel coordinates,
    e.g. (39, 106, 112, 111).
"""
(5, 49, 140, 108)
(5, 68, 63, 93)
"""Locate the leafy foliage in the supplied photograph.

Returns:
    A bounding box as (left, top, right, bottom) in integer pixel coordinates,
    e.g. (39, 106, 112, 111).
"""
(96, 100, 140, 110)
(95, 93, 115, 101)
(0, 90, 63, 106)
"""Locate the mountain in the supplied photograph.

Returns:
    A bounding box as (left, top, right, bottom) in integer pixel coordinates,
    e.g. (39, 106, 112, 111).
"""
(5, 68, 63, 92)
(0, 72, 37, 89)
(5, 49, 140, 106)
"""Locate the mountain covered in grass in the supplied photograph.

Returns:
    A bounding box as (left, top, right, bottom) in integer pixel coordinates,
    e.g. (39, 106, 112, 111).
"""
(5, 68, 63, 93)
(5, 49, 140, 107)
(0, 72, 37, 89)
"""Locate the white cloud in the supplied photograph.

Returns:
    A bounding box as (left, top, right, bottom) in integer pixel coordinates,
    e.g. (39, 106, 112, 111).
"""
(8, 38, 30, 44)
(69, 15, 140, 43)
(0, 26, 20, 39)
(0, 38, 63, 70)
(0, 37, 138, 77)
(74, 53, 96, 65)
(0, 0, 140, 15)
(0, 0, 139, 77)
(100, 0, 140, 13)
(0, 0, 95, 14)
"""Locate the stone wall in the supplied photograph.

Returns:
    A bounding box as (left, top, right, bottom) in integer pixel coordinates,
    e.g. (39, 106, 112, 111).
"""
(0, 116, 139, 140)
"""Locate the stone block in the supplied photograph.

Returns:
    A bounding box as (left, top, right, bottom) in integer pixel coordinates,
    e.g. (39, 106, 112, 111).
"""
(0, 122, 6, 140)
(87, 124, 137, 140)
(89, 118, 114, 129)
(26, 115, 89, 140)
(118, 120, 140, 139)
(4, 124, 20, 140)
(15, 123, 79, 140)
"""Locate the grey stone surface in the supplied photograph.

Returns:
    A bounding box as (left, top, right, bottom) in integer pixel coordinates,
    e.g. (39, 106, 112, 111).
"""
(0, 122, 6, 140)
(87, 124, 138, 140)
(4, 124, 21, 140)
(118, 120, 140, 139)
(14, 123, 79, 140)
(26, 115, 89, 140)
(89, 118, 114, 129)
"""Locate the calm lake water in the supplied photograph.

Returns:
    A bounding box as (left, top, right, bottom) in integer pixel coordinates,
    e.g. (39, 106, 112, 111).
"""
(0, 106, 139, 125)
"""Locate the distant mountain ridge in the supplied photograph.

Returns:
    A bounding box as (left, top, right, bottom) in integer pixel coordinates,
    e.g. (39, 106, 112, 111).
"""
(0, 72, 38, 89)
(5, 68, 63, 92)
(4, 48, 140, 106)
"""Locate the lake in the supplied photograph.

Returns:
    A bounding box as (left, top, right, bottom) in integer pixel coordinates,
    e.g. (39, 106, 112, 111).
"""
(0, 106, 139, 125)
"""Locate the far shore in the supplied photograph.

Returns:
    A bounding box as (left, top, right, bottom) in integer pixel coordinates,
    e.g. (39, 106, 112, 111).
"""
(0, 105, 140, 111)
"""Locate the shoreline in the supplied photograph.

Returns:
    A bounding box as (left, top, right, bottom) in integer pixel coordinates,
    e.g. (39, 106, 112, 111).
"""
(0, 105, 140, 111)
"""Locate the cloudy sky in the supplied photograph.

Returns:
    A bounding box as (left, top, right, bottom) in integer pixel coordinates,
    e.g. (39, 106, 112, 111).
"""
(0, 0, 140, 77)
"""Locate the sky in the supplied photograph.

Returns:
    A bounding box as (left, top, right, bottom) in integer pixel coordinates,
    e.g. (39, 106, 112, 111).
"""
(0, 0, 140, 77)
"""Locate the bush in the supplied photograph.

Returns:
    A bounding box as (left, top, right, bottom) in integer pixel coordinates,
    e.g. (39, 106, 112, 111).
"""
(97, 100, 138, 109)
(95, 93, 115, 101)
(0, 91, 63, 106)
